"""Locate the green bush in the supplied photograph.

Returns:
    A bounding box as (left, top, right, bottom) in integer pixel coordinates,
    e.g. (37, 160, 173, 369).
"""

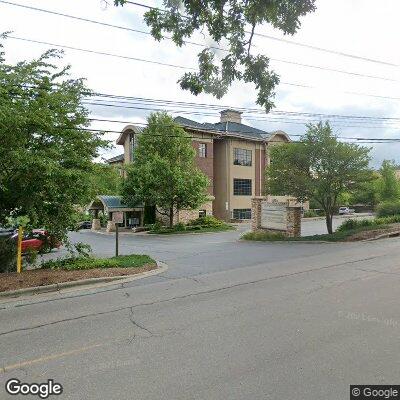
(189, 216, 224, 227)
(303, 210, 319, 218)
(337, 219, 376, 232)
(41, 254, 154, 270)
(376, 201, 400, 217)
(375, 215, 400, 225)
(0, 236, 17, 273)
(174, 222, 186, 231)
(242, 231, 286, 241)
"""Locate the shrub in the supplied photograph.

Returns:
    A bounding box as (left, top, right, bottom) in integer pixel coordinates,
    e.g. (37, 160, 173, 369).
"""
(242, 231, 286, 241)
(189, 216, 224, 227)
(0, 236, 17, 273)
(304, 210, 319, 218)
(41, 254, 154, 270)
(337, 218, 376, 232)
(174, 222, 186, 231)
(376, 201, 400, 217)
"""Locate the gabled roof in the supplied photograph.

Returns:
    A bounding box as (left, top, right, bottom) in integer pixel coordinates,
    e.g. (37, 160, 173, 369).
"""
(174, 116, 274, 141)
(106, 153, 124, 164)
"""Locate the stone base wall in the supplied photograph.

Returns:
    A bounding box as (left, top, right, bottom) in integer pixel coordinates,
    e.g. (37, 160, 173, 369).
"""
(106, 220, 116, 232)
(251, 197, 301, 237)
(91, 219, 101, 231)
(156, 201, 213, 226)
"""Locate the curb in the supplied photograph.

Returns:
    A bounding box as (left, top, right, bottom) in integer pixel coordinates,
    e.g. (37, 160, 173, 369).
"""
(361, 230, 400, 242)
(302, 213, 373, 222)
(0, 261, 167, 300)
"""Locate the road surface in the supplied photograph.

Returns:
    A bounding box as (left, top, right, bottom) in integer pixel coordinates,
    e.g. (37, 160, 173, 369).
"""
(1, 220, 399, 400)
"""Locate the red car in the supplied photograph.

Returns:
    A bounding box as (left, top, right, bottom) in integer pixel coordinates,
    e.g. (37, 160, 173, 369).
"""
(12, 230, 61, 253)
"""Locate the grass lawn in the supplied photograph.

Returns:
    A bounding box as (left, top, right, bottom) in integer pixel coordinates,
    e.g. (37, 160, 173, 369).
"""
(242, 225, 393, 243)
(0, 254, 157, 293)
(149, 224, 235, 234)
(41, 254, 155, 270)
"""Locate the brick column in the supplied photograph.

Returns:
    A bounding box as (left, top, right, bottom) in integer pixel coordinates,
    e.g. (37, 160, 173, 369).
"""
(251, 197, 262, 231)
(286, 206, 301, 237)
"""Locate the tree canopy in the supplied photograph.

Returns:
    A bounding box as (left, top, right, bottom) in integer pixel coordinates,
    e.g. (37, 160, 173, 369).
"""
(0, 36, 107, 238)
(377, 160, 400, 202)
(122, 112, 209, 227)
(113, 0, 316, 111)
(267, 122, 372, 234)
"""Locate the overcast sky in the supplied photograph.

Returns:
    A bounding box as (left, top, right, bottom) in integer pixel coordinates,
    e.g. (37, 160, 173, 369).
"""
(2, 0, 400, 167)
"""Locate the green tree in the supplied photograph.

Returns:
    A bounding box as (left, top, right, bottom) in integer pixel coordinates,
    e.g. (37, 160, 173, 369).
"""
(122, 112, 209, 227)
(89, 163, 123, 196)
(349, 172, 380, 207)
(267, 122, 371, 234)
(113, 0, 316, 111)
(377, 160, 399, 202)
(0, 36, 107, 239)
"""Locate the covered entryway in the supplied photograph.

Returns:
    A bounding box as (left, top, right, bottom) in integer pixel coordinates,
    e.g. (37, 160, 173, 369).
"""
(88, 195, 144, 232)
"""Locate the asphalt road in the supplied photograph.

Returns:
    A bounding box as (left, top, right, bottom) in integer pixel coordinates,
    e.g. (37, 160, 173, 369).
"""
(1, 219, 399, 400)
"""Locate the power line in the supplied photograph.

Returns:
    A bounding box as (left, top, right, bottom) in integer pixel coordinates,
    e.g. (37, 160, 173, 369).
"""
(85, 95, 400, 123)
(86, 100, 400, 129)
(122, 0, 399, 67)
(5, 82, 400, 125)
(88, 94, 400, 124)
(8, 36, 193, 70)
(6, 35, 397, 83)
(1, 1, 399, 98)
(88, 118, 400, 141)
(85, 121, 400, 144)
(2, 0, 397, 70)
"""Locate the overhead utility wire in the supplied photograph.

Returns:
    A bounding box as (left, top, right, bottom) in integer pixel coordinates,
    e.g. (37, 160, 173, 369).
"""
(87, 118, 400, 141)
(7, 35, 396, 83)
(2, 0, 397, 68)
(84, 102, 400, 131)
(88, 95, 400, 125)
(85, 96, 400, 123)
(5, 83, 400, 124)
(122, 0, 398, 67)
(86, 100, 400, 129)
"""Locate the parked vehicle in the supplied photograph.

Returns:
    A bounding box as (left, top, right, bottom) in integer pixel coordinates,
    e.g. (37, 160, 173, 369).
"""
(338, 207, 355, 215)
(77, 221, 92, 230)
(10, 229, 61, 253)
(0, 227, 16, 237)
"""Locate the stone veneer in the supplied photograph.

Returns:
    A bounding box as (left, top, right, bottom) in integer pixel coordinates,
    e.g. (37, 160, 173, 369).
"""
(156, 200, 213, 226)
(251, 197, 301, 237)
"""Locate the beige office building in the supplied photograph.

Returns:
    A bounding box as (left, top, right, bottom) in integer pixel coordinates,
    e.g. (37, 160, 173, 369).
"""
(111, 109, 297, 223)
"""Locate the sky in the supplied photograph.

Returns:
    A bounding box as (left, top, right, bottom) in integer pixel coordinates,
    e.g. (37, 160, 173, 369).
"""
(1, 0, 400, 167)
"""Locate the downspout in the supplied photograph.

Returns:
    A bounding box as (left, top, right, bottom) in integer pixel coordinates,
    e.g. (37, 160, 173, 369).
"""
(225, 121, 230, 221)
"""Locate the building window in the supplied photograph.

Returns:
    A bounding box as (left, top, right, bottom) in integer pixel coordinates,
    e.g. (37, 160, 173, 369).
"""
(233, 209, 252, 220)
(198, 143, 207, 158)
(130, 133, 135, 162)
(233, 148, 252, 166)
(199, 210, 207, 218)
(233, 179, 252, 195)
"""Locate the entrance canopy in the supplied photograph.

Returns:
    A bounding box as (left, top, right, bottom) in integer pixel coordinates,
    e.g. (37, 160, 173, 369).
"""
(88, 195, 143, 214)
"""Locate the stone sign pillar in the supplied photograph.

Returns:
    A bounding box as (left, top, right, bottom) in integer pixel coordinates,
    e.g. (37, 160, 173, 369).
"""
(91, 219, 101, 231)
(251, 197, 301, 237)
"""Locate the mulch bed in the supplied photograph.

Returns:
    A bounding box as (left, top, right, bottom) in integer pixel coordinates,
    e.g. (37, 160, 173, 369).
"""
(0, 264, 157, 293)
(345, 224, 400, 242)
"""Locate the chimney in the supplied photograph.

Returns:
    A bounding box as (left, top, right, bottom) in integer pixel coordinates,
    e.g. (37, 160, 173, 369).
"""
(220, 109, 242, 124)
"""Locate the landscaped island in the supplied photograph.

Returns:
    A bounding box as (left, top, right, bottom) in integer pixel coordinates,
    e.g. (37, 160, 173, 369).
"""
(243, 214, 400, 243)
(0, 254, 156, 293)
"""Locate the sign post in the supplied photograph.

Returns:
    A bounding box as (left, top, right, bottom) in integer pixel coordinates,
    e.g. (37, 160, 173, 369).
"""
(112, 212, 124, 257)
(17, 226, 23, 273)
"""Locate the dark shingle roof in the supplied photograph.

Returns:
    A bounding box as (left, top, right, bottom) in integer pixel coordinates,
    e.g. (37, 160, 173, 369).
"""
(174, 116, 270, 140)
